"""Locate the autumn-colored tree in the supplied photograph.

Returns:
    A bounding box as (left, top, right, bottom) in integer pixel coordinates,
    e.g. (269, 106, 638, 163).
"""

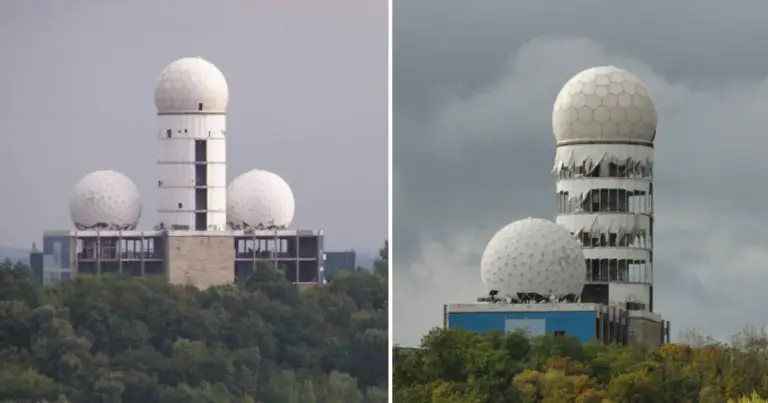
(394, 325, 768, 403)
(730, 391, 768, 403)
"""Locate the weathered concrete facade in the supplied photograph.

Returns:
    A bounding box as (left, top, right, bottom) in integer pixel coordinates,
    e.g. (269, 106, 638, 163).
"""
(164, 232, 235, 288)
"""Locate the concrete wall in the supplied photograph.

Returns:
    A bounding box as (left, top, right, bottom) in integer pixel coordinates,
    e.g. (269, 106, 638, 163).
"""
(628, 315, 664, 350)
(164, 233, 234, 288)
(446, 310, 597, 342)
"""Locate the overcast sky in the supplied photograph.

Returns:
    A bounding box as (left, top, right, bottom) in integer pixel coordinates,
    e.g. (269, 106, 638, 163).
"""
(393, 0, 768, 346)
(0, 1, 387, 253)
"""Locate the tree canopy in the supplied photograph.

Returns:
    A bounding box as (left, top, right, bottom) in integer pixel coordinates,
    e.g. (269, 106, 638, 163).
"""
(0, 241, 388, 403)
(394, 326, 768, 402)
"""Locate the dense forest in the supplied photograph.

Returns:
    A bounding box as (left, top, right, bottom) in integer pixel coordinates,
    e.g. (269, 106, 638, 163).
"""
(0, 242, 388, 403)
(393, 326, 768, 403)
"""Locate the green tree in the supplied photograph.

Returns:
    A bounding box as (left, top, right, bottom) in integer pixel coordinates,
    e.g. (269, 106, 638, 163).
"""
(0, 254, 387, 403)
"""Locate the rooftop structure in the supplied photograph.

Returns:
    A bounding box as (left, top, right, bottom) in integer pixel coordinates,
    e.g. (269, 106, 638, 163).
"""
(31, 228, 325, 287)
(32, 56, 325, 289)
(444, 65, 669, 348)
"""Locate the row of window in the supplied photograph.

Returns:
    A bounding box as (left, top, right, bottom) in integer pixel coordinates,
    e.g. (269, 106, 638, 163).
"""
(555, 160, 652, 179)
(557, 189, 653, 214)
(576, 229, 652, 249)
(163, 129, 225, 138)
(585, 258, 652, 283)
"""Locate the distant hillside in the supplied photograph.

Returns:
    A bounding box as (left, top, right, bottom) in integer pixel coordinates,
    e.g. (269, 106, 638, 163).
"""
(0, 246, 29, 264)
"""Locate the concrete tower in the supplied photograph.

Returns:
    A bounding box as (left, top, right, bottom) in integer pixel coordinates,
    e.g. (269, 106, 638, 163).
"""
(551, 66, 658, 311)
(154, 57, 229, 231)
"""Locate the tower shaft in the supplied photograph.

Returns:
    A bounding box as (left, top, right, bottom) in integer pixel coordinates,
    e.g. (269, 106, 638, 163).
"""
(157, 113, 227, 231)
(554, 143, 654, 311)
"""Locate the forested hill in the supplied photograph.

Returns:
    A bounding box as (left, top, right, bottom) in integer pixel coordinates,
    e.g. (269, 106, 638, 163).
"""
(394, 327, 768, 403)
(0, 241, 388, 403)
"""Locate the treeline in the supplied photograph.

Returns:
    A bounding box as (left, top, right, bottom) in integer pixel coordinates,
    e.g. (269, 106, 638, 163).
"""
(393, 326, 768, 403)
(0, 242, 388, 403)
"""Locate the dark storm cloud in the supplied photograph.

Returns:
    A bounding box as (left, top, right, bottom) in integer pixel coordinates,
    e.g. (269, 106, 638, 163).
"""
(0, 0, 387, 252)
(393, 1, 768, 346)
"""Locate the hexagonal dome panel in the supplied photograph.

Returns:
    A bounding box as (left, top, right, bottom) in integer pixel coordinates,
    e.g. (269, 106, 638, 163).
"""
(480, 217, 585, 298)
(154, 57, 229, 114)
(69, 170, 142, 230)
(227, 169, 295, 229)
(552, 66, 657, 144)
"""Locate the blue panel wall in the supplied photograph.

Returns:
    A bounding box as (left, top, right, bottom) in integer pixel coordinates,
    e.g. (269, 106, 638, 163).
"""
(447, 310, 597, 342)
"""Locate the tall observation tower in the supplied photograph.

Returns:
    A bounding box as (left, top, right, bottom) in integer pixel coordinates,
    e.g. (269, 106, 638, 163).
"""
(154, 57, 229, 231)
(551, 66, 658, 311)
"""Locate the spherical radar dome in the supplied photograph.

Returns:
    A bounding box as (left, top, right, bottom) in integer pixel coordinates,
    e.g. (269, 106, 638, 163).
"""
(69, 170, 142, 230)
(154, 57, 229, 114)
(227, 169, 296, 229)
(552, 66, 657, 144)
(480, 217, 585, 298)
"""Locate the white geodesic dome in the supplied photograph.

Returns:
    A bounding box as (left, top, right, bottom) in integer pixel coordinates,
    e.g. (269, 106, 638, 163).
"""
(480, 217, 585, 298)
(227, 169, 295, 229)
(552, 66, 657, 144)
(154, 57, 229, 114)
(69, 170, 142, 230)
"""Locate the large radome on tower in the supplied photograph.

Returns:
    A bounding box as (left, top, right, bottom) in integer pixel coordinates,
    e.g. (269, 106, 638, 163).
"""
(154, 57, 229, 114)
(227, 169, 296, 229)
(552, 65, 657, 145)
(69, 170, 142, 231)
(480, 217, 585, 299)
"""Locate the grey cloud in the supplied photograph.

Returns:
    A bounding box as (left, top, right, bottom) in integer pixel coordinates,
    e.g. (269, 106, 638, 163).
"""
(393, 32, 768, 346)
(0, 0, 387, 252)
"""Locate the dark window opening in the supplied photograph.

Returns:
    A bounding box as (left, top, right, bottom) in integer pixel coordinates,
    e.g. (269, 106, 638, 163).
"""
(195, 140, 207, 162)
(195, 188, 207, 210)
(184, 129, 188, 133)
(198, 102, 203, 111)
(195, 165, 207, 186)
(298, 261, 319, 283)
(178, 202, 183, 209)
(166, 129, 172, 138)
(280, 261, 298, 283)
(581, 284, 609, 305)
(195, 212, 207, 231)
(554, 331, 566, 336)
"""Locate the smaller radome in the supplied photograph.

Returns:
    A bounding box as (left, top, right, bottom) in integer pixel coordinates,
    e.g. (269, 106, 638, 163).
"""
(480, 217, 585, 298)
(227, 169, 296, 229)
(552, 66, 658, 145)
(154, 57, 229, 114)
(69, 170, 142, 230)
